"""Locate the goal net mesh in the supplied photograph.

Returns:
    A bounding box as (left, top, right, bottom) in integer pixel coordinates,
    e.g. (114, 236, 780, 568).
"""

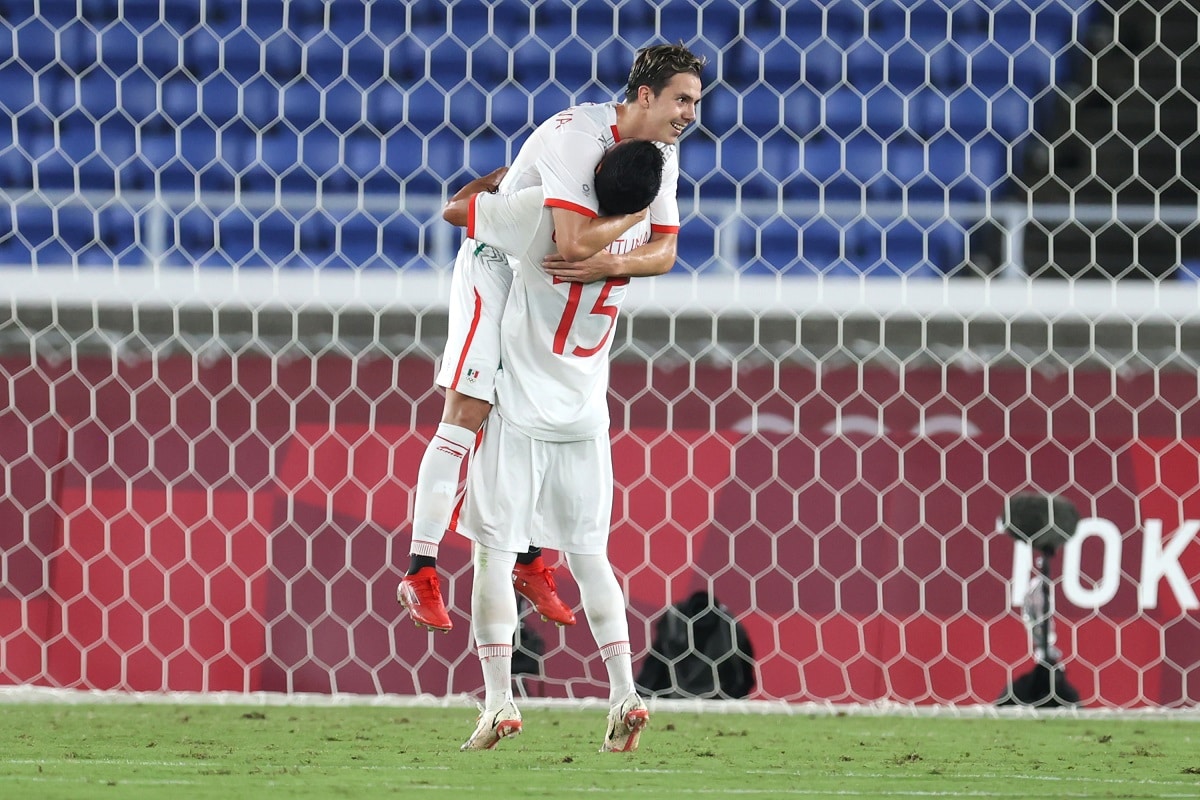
(2, 0, 1198, 709)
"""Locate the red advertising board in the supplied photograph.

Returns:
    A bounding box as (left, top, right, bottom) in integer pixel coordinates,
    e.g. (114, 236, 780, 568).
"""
(2, 354, 1198, 706)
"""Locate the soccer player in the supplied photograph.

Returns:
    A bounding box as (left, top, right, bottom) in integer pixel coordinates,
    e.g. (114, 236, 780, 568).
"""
(398, 43, 705, 633)
(443, 138, 666, 752)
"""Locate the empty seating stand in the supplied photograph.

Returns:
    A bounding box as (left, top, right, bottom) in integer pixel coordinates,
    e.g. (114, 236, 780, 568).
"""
(0, 0, 1094, 275)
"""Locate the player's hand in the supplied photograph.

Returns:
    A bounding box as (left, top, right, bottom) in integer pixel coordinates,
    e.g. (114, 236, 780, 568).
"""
(479, 166, 508, 193)
(543, 251, 618, 283)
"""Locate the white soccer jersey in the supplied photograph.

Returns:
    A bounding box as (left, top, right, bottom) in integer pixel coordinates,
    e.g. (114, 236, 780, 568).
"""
(499, 101, 681, 237)
(467, 187, 651, 441)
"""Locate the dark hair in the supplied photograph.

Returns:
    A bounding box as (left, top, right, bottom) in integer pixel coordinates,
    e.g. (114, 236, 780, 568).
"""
(624, 43, 707, 101)
(594, 139, 665, 215)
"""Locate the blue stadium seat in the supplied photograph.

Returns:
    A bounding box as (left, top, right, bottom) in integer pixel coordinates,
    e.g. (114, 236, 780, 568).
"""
(322, 78, 368, 133)
(15, 204, 99, 267)
(876, 136, 925, 200)
(335, 211, 384, 269)
(464, 133, 510, 179)
(511, 37, 553, 84)
(0, 65, 36, 118)
(884, 41, 930, 95)
(256, 210, 301, 267)
(447, 83, 488, 134)
(739, 85, 784, 136)
(802, 40, 842, 93)
(648, 0, 702, 44)
(343, 132, 385, 189)
(298, 126, 346, 190)
(843, 134, 885, 193)
(486, 84, 532, 137)
(116, 71, 162, 128)
(676, 216, 722, 273)
(0, 125, 33, 187)
(864, 87, 906, 140)
(530, 84, 571, 125)
(170, 208, 221, 268)
(940, 87, 984, 140)
(990, 88, 1034, 142)
(798, 217, 854, 275)
(214, 211, 261, 267)
(198, 75, 242, 127)
(281, 80, 324, 130)
(739, 217, 802, 275)
(823, 89, 864, 139)
(13, 17, 58, 72)
(846, 40, 886, 90)
(241, 126, 301, 192)
(365, 83, 405, 133)
(162, 77, 199, 126)
(799, 136, 847, 199)
(716, 131, 768, 198)
(783, 85, 822, 139)
(679, 134, 723, 195)
(404, 81, 448, 134)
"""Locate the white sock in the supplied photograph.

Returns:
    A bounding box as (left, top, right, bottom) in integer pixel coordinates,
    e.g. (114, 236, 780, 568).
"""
(601, 642, 635, 705)
(477, 643, 514, 711)
(472, 544, 519, 709)
(409, 422, 476, 555)
(566, 552, 635, 704)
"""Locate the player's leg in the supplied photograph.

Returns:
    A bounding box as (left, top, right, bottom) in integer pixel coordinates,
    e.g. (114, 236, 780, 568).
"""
(545, 436, 649, 752)
(461, 541, 523, 750)
(454, 413, 535, 749)
(398, 242, 511, 632)
(566, 550, 649, 752)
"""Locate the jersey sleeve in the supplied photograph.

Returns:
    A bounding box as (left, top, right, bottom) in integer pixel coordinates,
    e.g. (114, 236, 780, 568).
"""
(466, 187, 543, 256)
(539, 125, 606, 218)
(648, 144, 681, 235)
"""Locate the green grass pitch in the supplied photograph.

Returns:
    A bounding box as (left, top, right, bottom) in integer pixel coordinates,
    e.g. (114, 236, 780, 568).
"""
(2, 702, 1199, 799)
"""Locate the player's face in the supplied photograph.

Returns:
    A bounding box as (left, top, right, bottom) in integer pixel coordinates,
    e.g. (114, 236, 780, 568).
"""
(641, 72, 701, 144)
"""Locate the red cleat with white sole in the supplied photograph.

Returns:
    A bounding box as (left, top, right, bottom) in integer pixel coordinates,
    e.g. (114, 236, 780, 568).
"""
(397, 566, 452, 633)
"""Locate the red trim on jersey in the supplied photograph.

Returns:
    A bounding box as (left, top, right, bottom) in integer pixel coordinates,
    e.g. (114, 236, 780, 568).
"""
(545, 198, 598, 218)
(651, 223, 680, 235)
(449, 289, 483, 389)
(466, 194, 479, 239)
(610, 123, 621, 142)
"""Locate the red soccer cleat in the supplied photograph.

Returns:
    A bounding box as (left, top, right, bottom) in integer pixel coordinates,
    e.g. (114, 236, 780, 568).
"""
(398, 566, 452, 633)
(511, 558, 577, 626)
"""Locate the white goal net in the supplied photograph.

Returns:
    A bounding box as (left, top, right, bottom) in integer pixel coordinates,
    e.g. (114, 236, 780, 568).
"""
(2, 0, 1199, 710)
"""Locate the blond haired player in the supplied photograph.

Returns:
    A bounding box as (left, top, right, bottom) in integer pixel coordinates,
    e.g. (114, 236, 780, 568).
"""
(398, 44, 705, 633)
(443, 139, 666, 752)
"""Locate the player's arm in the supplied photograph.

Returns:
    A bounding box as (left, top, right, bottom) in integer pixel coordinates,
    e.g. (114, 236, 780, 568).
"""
(441, 167, 508, 227)
(548, 205, 649, 263)
(542, 229, 677, 282)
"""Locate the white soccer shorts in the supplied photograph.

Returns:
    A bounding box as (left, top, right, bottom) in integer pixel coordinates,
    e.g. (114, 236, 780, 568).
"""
(435, 240, 514, 403)
(454, 412, 614, 556)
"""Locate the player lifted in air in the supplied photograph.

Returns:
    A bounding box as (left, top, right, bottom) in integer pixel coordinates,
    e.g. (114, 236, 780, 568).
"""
(398, 44, 705, 633)
(443, 137, 667, 752)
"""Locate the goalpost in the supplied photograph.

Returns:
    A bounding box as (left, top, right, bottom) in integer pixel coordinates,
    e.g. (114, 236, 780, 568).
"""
(2, 0, 1198, 710)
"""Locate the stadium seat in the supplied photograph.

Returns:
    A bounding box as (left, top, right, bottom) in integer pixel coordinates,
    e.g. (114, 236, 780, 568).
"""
(404, 81, 449, 135)
(342, 132, 384, 190)
(676, 215, 723, 273)
(486, 84, 532, 137)
(846, 40, 886, 91)
(842, 134, 885, 194)
(214, 211, 261, 267)
(322, 78, 368, 133)
(799, 217, 853, 275)
(738, 217, 802, 275)
(12, 17, 57, 72)
(739, 85, 784, 136)
(281, 80, 324, 131)
(864, 86, 906, 140)
(0, 65, 36, 118)
(256, 209, 301, 267)
(823, 89, 865, 139)
(876, 136, 925, 200)
(464, 133, 510, 179)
